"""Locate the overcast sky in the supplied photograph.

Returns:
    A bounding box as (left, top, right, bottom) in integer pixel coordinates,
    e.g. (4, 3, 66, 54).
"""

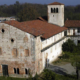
(0, 0, 80, 6)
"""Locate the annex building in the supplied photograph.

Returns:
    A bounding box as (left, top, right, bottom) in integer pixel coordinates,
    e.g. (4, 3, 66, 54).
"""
(0, 2, 80, 77)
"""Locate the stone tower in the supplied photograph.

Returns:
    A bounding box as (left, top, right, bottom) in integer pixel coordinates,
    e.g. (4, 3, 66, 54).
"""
(47, 2, 64, 27)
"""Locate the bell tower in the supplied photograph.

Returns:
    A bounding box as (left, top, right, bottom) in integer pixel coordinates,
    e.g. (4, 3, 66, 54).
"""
(47, 2, 64, 27)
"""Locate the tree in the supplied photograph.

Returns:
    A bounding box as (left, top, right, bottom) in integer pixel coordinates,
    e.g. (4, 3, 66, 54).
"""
(62, 39, 76, 52)
(17, 6, 39, 21)
(62, 39, 80, 79)
(43, 69, 55, 80)
(71, 55, 80, 80)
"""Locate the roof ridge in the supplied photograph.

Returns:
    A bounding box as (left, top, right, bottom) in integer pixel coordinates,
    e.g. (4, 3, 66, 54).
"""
(48, 2, 64, 5)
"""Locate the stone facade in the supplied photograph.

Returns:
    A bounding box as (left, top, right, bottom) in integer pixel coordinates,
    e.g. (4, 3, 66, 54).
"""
(0, 2, 80, 78)
(0, 23, 36, 77)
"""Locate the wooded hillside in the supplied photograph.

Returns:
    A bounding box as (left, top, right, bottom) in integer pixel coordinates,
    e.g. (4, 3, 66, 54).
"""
(0, 1, 80, 22)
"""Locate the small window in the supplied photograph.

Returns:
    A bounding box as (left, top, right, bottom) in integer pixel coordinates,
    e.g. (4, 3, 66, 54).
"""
(51, 8, 56, 13)
(2, 29, 5, 33)
(11, 39, 14, 43)
(14, 68, 16, 74)
(25, 49, 29, 57)
(0, 48, 2, 55)
(25, 69, 28, 74)
(51, 8, 54, 13)
(78, 28, 80, 33)
(12, 48, 18, 57)
(53, 8, 56, 13)
(17, 68, 19, 74)
(68, 29, 70, 33)
(64, 31, 67, 36)
(56, 8, 58, 13)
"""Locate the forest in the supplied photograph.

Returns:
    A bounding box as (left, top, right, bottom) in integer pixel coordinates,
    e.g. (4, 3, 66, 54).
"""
(0, 1, 80, 22)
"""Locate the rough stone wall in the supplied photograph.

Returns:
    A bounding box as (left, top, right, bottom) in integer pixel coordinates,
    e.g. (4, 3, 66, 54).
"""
(35, 36, 43, 74)
(0, 23, 36, 77)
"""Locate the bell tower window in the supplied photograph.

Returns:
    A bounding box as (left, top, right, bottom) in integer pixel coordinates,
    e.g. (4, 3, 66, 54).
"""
(56, 8, 58, 13)
(51, 8, 56, 13)
(51, 8, 54, 13)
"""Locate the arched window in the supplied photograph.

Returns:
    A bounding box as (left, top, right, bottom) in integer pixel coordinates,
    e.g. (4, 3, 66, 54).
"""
(25, 69, 28, 74)
(51, 8, 56, 13)
(14, 68, 16, 74)
(56, 8, 58, 13)
(54, 8, 56, 13)
(51, 8, 54, 13)
(2, 29, 5, 33)
(17, 68, 19, 74)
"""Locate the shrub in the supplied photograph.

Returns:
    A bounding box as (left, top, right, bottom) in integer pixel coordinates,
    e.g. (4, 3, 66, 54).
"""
(62, 39, 76, 52)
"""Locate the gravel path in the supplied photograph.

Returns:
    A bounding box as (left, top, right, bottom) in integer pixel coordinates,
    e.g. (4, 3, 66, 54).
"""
(46, 63, 76, 75)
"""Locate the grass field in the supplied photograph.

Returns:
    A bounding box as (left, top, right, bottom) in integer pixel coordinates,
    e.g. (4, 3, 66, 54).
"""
(0, 76, 26, 80)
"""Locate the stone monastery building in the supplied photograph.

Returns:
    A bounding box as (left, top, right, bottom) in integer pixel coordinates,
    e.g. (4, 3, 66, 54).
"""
(0, 2, 80, 77)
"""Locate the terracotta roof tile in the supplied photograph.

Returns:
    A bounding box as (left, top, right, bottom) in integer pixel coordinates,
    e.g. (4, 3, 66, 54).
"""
(65, 20, 80, 28)
(3, 20, 67, 39)
(48, 2, 64, 5)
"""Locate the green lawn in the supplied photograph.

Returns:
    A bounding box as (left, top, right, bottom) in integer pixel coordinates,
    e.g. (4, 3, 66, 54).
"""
(0, 69, 78, 80)
(0, 76, 26, 80)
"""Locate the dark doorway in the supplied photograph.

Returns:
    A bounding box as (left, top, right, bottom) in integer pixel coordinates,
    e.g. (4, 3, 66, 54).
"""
(25, 69, 28, 74)
(78, 40, 80, 44)
(73, 29, 75, 35)
(2, 65, 8, 76)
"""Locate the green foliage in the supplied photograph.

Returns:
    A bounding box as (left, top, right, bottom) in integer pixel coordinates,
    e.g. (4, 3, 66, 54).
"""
(0, 1, 80, 21)
(62, 39, 76, 52)
(17, 6, 39, 21)
(0, 70, 78, 80)
(62, 39, 80, 79)
(42, 69, 55, 80)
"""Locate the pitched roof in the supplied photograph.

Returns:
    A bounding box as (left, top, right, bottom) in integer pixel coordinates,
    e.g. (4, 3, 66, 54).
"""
(65, 20, 80, 28)
(48, 2, 64, 5)
(3, 20, 67, 39)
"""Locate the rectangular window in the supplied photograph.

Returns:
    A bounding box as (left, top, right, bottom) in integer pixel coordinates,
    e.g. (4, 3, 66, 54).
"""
(14, 68, 16, 74)
(25, 49, 29, 57)
(78, 28, 80, 33)
(14, 68, 19, 74)
(0, 48, 2, 55)
(12, 48, 18, 57)
(64, 31, 67, 36)
(68, 29, 70, 33)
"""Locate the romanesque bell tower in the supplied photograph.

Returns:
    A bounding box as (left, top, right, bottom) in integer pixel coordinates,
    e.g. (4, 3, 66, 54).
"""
(47, 2, 64, 27)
